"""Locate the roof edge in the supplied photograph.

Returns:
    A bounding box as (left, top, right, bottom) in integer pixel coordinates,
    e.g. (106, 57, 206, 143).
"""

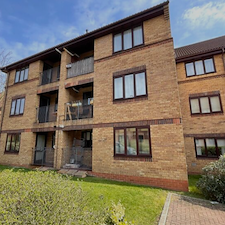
(176, 49, 223, 63)
(1, 1, 169, 73)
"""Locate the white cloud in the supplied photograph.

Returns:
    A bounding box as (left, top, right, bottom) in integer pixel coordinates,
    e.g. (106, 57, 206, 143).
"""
(183, 1, 225, 29)
(0, 0, 164, 64)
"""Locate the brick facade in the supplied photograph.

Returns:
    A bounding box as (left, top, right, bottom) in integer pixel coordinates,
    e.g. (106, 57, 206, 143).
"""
(0, 2, 191, 191)
(177, 53, 225, 174)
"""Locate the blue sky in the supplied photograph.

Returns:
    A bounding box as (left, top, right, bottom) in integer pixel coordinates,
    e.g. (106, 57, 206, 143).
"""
(0, 0, 225, 64)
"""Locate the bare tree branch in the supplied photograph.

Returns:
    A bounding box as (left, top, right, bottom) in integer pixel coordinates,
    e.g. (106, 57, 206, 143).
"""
(0, 49, 12, 92)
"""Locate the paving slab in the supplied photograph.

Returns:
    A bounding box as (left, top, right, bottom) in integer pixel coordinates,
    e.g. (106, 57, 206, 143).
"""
(159, 193, 225, 225)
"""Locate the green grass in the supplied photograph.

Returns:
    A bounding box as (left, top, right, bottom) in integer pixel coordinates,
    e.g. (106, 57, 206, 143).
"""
(0, 165, 204, 225)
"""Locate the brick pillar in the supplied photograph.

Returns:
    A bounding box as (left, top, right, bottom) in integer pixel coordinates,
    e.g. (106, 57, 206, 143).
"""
(55, 50, 71, 169)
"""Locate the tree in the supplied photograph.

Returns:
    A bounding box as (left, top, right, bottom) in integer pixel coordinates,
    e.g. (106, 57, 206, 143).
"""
(0, 49, 11, 92)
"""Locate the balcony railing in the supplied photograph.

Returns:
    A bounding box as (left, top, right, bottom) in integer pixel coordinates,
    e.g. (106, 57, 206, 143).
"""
(65, 99, 93, 120)
(33, 147, 54, 167)
(40, 66, 60, 85)
(67, 56, 94, 78)
(36, 105, 57, 123)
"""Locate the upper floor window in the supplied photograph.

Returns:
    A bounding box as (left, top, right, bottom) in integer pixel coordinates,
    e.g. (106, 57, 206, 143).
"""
(195, 138, 225, 158)
(113, 25, 143, 53)
(10, 97, 25, 116)
(114, 127, 151, 157)
(5, 133, 21, 153)
(114, 71, 147, 100)
(190, 94, 222, 115)
(185, 58, 215, 77)
(15, 67, 29, 83)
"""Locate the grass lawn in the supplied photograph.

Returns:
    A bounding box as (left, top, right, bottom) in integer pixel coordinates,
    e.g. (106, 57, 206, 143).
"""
(0, 165, 203, 225)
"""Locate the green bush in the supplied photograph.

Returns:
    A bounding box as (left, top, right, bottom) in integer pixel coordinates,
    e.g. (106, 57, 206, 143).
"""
(196, 154, 225, 204)
(105, 202, 134, 225)
(0, 169, 134, 225)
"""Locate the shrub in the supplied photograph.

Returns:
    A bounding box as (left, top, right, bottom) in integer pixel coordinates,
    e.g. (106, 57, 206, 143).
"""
(105, 202, 134, 225)
(196, 154, 225, 204)
(0, 170, 105, 224)
(0, 169, 134, 225)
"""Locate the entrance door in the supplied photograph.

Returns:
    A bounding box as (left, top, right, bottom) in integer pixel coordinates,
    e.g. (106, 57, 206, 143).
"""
(34, 134, 46, 165)
(39, 96, 50, 123)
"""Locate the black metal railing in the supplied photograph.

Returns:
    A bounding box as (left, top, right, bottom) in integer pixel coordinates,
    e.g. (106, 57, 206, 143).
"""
(33, 147, 54, 167)
(67, 57, 94, 78)
(36, 105, 57, 123)
(40, 66, 60, 85)
(65, 99, 93, 120)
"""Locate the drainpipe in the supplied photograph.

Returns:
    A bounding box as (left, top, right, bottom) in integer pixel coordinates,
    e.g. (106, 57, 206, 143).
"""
(222, 47, 225, 72)
(0, 70, 9, 137)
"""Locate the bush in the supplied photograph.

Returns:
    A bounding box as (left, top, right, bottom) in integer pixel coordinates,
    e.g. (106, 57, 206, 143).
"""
(105, 202, 134, 225)
(196, 154, 225, 204)
(0, 169, 134, 225)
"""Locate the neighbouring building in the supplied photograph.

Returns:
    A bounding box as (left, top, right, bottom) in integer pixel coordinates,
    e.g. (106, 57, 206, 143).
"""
(1, 1, 224, 191)
(175, 36, 225, 174)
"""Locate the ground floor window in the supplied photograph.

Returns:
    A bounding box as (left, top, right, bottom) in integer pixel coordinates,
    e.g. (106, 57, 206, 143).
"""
(114, 127, 151, 157)
(195, 138, 225, 158)
(5, 133, 21, 153)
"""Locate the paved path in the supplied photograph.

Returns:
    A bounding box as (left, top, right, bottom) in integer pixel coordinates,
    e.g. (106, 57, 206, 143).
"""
(159, 193, 225, 225)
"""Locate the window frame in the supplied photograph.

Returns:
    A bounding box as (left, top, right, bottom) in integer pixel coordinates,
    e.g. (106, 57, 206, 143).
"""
(4, 133, 21, 154)
(114, 126, 151, 158)
(194, 137, 225, 159)
(14, 66, 29, 84)
(189, 94, 223, 116)
(10, 97, 26, 116)
(113, 70, 148, 101)
(185, 57, 216, 77)
(113, 24, 144, 53)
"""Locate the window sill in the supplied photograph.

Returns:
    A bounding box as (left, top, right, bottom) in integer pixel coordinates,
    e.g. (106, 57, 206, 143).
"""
(114, 155, 152, 162)
(14, 79, 28, 85)
(113, 95, 148, 104)
(186, 71, 216, 78)
(4, 151, 19, 155)
(113, 43, 144, 56)
(9, 114, 24, 118)
(196, 156, 219, 160)
(191, 112, 223, 117)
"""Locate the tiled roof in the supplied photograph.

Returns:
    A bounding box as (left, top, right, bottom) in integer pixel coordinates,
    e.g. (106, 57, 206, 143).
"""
(175, 35, 225, 61)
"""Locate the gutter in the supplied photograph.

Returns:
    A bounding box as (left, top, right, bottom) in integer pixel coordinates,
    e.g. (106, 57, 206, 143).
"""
(221, 47, 225, 72)
(175, 49, 222, 63)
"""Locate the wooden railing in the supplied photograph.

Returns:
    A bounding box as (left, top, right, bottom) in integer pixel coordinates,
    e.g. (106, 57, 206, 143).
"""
(67, 57, 94, 78)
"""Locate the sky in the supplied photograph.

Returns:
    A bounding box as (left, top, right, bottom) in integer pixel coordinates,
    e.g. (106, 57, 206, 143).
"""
(0, 0, 225, 65)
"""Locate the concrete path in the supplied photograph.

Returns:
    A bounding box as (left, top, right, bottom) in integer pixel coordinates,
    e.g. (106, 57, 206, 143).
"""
(159, 193, 225, 225)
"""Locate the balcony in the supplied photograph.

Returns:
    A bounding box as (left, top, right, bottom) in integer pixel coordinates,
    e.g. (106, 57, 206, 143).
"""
(33, 147, 54, 167)
(67, 56, 94, 78)
(65, 99, 93, 120)
(40, 66, 60, 85)
(36, 105, 57, 123)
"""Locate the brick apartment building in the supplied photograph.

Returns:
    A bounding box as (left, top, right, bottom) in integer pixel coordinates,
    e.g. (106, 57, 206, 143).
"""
(0, 1, 224, 191)
(175, 36, 225, 174)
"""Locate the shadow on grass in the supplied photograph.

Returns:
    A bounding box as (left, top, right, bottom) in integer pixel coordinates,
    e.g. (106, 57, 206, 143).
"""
(0, 165, 205, 199)
(73, 176, 167, 191)
(0, 165, 31, 173)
